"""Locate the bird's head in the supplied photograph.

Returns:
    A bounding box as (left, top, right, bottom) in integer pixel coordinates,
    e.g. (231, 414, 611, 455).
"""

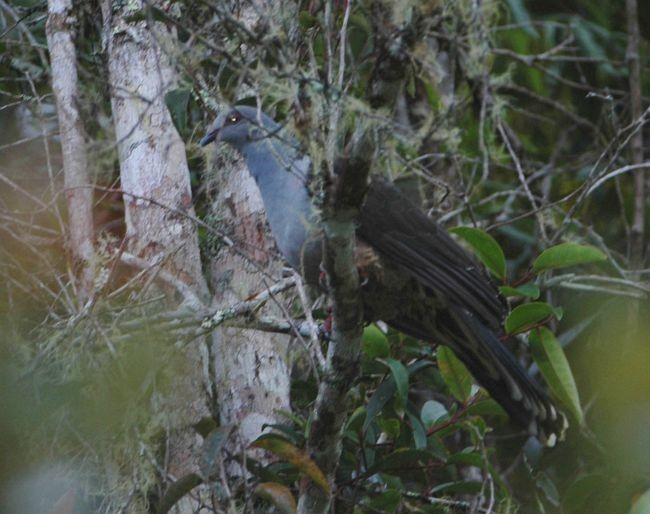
(199, 105, 279, 150)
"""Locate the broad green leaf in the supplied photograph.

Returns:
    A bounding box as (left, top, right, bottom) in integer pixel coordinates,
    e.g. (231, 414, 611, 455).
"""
(529, 327, 583, 425)
(450, 227, 507, 281)
(505, 302, 563, 335)
(410, 413, 428, 449)
(378, 358, 409, 411)
(363, 324, 389, 359)
(164, 88, 191, 137)
(364, 377, 397, 432)
(532, 243, 606, 273)
(363, 361, 432, 431)
(345, 406, 366, 433)
(420, 400, 448, 428)
(407, 403, 428, 449)
(499, 283, 540, 299)
(251, 435, 329, 494)
(254, 482, 297, 514)
(437, 346, 473, 402)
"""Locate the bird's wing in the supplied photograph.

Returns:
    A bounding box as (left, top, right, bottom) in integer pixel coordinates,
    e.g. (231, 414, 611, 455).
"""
(357, 178, 506, 330)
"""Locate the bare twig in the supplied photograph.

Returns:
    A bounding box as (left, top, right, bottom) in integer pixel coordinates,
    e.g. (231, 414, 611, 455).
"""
(497, 119, 548, 242)
(625, 0, 646, 270)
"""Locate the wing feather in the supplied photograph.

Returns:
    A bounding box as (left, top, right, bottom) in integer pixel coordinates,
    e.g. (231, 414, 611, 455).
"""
(358, 178, 506, 329)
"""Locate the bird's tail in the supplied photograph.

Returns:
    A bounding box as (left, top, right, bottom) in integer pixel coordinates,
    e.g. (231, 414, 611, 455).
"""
(443, 307, 568, 446)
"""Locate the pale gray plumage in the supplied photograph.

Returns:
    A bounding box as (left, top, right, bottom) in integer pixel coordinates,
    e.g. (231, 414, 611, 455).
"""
(201, 105, 568, 446)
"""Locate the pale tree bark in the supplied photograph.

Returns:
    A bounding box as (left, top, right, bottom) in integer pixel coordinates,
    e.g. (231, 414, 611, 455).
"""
(45, 0, 94, 304)
(101, 3, 208, 303)
(206, 1, 292, 474)
(101, 1, 211, 510)
(208, 150, 291, 453)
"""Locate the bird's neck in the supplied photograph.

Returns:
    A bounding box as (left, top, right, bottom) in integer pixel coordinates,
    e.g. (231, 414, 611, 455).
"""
(241, 141, 317, 271)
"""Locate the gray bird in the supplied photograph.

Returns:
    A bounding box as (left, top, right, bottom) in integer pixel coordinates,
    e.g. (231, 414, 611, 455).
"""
(201, 105, 568, 446)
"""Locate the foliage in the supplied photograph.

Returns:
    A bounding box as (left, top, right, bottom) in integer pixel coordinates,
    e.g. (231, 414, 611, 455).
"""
(0, 0, 649, 513)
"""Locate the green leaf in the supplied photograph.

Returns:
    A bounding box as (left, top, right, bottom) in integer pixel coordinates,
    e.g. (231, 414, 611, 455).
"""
(254, 482, 297, 514)
(364, 378, 397, 432)
(410, 414, 428, 449)
(529, 327, 583, 425)
(251, 435, 329, 494)
(363, 361, 432, 431)
(499, 283, 540, 299)
(505, 302, 562, 335)
(164, 88, 191, 137)
(532, 243, 606, 273)
(378, 358, 409, 410)
(345, 406, 366, 433)
(437, 346, 473, 402)
(363, 324, 389, 359)
(420, 400, 448, 428)
(450, 227, 506, 281)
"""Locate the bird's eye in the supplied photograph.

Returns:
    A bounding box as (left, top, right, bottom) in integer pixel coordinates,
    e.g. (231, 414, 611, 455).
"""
(226, 112, 240, 125)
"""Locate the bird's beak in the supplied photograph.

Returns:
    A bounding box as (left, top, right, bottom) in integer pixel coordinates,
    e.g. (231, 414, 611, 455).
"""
(199, 127, 219, 146)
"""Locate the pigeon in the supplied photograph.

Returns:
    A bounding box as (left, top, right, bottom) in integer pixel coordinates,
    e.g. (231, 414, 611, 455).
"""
(201, 105, 568, 446)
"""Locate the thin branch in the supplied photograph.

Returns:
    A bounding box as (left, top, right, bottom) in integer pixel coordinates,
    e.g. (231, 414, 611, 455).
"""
(497, 119, 548, 242)
(625, 0, 646, 270)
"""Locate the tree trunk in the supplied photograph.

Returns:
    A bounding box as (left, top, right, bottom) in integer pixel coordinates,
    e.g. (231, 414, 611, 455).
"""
(101, 1, 211, 509)
(101, 0, 208, 305)
(45, 0, 94, 304)
(205, 2, 292, 467)
(207, 151, 292, 452)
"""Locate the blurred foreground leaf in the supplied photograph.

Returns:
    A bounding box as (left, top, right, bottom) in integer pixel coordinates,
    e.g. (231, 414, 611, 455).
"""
(251, 435, 329, 494)
(254, 482, 297, 514)
(630, 489, 650, 514)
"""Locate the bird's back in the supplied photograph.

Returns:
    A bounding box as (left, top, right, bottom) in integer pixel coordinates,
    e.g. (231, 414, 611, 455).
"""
(356, 179, 567, 445)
